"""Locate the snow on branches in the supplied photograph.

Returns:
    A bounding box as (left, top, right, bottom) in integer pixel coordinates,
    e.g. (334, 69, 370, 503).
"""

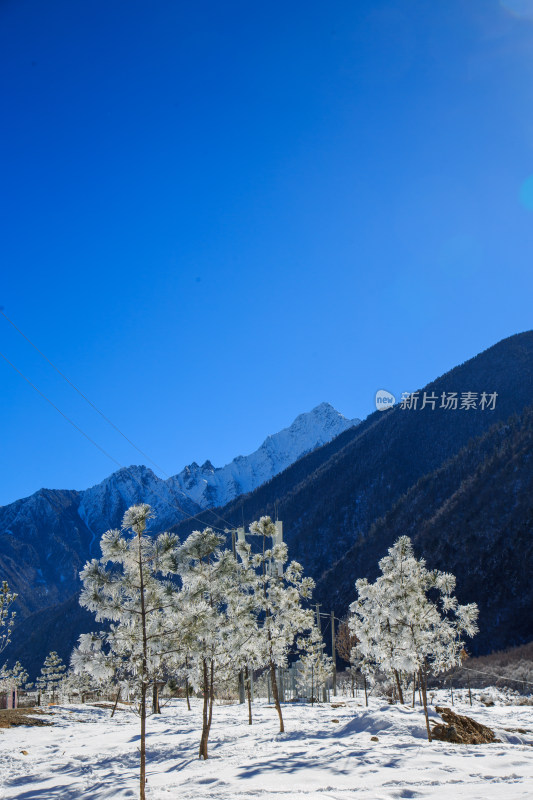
(36, 651, 66, 703)
(0, 581, 17, 655)
(245, 515, 315, 732)
(349, 535, 478, 739)
(75, 504, 183, 800)
(75, 507, 316, 771)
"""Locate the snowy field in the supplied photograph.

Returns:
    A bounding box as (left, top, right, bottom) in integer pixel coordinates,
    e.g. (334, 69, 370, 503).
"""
(1, 691, 532, 800)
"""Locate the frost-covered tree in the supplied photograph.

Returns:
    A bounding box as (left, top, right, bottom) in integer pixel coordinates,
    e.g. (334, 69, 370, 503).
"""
(60, 666, 103, 703)
(0, 660, 29, 693)
(230, 536, 273, 726)
(296, 625, 333, 703)
(165, 636, 195, 711)
(74, 504, 182, 800)
(36, 651, 66, 703)
(336, 617, 360, 698)
(349, 644, 374, 706)
(0, 581, 17, 654)
(349, 536, 478, 740)
(73, 631, 123, 692)
(0, 660, 28, 689)
(246, 516, 315, 733)
(178, 527, 257, 758)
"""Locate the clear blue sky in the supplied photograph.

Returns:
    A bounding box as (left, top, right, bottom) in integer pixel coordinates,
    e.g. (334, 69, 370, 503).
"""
(1, 0, 533, 505)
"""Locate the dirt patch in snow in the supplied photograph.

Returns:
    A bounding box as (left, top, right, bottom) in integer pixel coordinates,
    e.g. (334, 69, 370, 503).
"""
(432, 706, 500, 744)
(0, 708, 54, 729)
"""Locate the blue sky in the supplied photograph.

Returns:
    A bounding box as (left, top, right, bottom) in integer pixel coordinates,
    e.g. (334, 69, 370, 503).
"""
(1, 0, 533, 505)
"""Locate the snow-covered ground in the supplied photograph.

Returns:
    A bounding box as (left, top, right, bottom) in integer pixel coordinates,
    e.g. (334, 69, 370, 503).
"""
(1, 691, 532, 800)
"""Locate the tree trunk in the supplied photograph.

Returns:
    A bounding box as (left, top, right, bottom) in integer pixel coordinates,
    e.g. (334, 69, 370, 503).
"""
(137, 529, 149, 800)
(152, 682, 160, 714)
(393, 669, 404, 704)
(262, 534, 283, 733)
(140, 681, 147, 800)
(412, 673, 416, 707)
(185, 676, 191, 711)
(111, 687, 121, 718)
(418, 668, 432, 742)
(269, 661, 284, 732)
(331, 609, 337, 696)
(363, 674, 368, 707)
(245, 665, 253, 725)
(207, 660, 214, 732)
(199, 658, 210, 759)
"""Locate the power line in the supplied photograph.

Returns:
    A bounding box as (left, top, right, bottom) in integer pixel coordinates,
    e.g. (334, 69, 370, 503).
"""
(0, 309, 236, 532)
(0, 309, 168, 476)
(459, 665, 533, 688)
(0, 350, 122, 470)
(0, 349, 230, 535)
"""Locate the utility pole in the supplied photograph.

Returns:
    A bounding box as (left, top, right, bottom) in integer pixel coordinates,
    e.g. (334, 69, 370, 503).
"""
(315, 604, 327, 702)
(274, 520, 283, 577)
(226, 526, 246, 557)
(331, 609, 337, 697)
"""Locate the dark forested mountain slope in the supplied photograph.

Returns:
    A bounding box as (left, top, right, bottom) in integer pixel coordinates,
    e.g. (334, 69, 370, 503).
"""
(0, 465, 202, 619)
(0, 489, 91, 617)
(5, 593, 102, 679)
(173, 331, 533, 585)
(318, 404, 533, 654)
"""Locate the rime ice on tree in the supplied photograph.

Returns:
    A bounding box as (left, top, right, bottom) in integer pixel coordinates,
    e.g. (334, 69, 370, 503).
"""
(74, 503, 182, 800)
(349, 536, 478, 740)
(36, 651, 66, 703)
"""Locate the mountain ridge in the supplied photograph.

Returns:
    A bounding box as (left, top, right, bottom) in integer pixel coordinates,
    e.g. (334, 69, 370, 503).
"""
(0, 402, 359, 621)
(169, 401, 360, 509)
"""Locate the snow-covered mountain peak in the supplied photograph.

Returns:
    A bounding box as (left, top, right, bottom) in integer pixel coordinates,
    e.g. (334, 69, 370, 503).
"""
(171, 403, 360, 509)
(275, 402, 355, 438)
(76, 403, 360, 533)
(78, 464, 198, 535)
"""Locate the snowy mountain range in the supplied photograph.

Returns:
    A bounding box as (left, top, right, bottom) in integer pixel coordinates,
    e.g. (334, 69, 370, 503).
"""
(0, 403, 359, 621)
(76, 402, 360, 534)
(169, 401, 360, 509)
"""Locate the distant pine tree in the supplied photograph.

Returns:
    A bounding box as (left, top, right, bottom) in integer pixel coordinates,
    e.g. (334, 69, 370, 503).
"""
(36, 651, 66, 703)
(296, 625, 333, 703)
(335, 617, 360, 698)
